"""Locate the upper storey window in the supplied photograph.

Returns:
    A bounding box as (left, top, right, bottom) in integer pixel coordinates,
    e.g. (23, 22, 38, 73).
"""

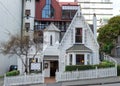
(75, 28, 82, 43)
(62, 10, 77, 19)
(42, 0, 54, 18)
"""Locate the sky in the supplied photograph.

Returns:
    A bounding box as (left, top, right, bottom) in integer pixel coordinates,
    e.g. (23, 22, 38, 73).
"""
(59, 0, 120, 16)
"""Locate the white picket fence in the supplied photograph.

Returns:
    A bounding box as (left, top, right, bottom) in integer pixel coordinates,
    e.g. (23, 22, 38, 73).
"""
(56, 55, 117, 82)
(4, 73, 44, 86)
(56, 67, 117, 82)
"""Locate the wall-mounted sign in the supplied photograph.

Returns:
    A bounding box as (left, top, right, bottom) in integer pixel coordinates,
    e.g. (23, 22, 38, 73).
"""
(31, 63, 41, 70)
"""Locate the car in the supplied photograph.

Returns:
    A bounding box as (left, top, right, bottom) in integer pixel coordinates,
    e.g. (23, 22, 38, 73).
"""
(9, 65, 18, 71)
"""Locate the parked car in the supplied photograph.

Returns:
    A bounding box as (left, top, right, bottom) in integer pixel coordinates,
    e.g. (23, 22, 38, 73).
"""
(9, 65, 18, 71)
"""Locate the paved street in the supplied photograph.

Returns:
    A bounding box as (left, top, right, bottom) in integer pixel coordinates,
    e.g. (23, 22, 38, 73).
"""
(88, 83, 120, 86)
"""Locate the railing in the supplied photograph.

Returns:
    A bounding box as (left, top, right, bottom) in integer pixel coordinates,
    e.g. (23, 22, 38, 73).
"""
(4, 73, 44, 86)
(56, 67, 117, 82)
(104, 54, 117, 68)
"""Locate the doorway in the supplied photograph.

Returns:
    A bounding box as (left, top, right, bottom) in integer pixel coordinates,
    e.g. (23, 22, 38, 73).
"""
(50, 61, 58, 76)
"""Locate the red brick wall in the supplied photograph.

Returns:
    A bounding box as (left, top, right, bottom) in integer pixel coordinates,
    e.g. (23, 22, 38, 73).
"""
(35, 0, 46, 20)
(51, 0, 62, 20)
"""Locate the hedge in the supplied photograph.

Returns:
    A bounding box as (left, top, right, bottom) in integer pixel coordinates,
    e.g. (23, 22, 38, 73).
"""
(65, 60, 115, 71)
(65, 65, 95, 71)
(6, 70, 20, 77)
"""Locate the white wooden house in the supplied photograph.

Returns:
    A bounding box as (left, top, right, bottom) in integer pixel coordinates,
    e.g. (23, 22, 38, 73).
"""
(42, 8, 99, 77)
(18, 7, 99, 77)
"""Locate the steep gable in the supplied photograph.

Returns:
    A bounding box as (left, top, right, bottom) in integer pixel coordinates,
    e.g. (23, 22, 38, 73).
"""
(59, 7, 99, 49)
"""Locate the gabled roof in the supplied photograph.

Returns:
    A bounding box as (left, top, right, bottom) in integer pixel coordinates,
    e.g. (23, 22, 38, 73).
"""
(44, 23, 60, 32)
(66, 44, 92, 53)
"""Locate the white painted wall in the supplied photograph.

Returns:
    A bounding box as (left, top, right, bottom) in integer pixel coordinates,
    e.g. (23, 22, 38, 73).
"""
(44, 61, 50, 77)
(59, 9, 100, 72)
(24, 0, 35, 40)
(0, 0, 22, 75)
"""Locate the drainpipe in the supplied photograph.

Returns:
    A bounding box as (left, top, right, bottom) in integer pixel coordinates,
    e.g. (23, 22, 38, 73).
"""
(19, 0, 24, 74)
(21, 0, 24, 44)
(93, 13, 97, 39)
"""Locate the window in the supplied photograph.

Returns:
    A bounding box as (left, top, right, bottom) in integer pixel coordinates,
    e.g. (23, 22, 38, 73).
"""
(42, 0, 54, 18)
(75, 28, 82, 43)
(62, 10, 77, 19)
(76, 54, 84, 65)
(69, 54, 72, 65)
(50, 35, 52, 46)
(25, 10, 31, 16)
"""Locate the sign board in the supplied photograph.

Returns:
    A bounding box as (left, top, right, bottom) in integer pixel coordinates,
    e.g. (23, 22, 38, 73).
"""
(31, 63, 41, 70)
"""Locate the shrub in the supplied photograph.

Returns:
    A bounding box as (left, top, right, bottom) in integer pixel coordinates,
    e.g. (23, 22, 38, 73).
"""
(117, 65, 120, 76)
(96, 60, 115, 68)
(6, 70, 19, 76)
(0, 76, 4, 78)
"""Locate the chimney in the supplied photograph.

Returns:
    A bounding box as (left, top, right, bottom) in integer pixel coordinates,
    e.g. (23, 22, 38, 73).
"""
(93, 13, 97, 39)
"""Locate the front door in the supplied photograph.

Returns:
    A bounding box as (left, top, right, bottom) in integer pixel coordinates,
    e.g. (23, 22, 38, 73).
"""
(50, 61, 58, 76)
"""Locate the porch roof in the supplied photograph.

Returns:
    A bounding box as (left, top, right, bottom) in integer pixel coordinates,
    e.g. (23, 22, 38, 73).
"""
(43, 55, 59, 61)
(66, 44, 92, 53)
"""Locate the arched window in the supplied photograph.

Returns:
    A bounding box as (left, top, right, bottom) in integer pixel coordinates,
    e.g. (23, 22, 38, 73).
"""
(50, 35, 52, 46)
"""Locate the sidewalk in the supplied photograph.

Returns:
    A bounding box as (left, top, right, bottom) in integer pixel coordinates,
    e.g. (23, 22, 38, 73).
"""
(61, 76, 120, 86)
(30, 76, 120, 86)
(2, 76, 120, 86)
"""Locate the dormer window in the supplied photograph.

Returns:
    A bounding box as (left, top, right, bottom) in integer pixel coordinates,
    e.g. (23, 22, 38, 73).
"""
(75, 28, 82, 43)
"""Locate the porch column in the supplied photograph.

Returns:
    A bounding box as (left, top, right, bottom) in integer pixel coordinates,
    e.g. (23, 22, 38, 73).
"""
(84, 54, 87, 65)
(72, 53, 76, 65)
(67, 54, 69, 65)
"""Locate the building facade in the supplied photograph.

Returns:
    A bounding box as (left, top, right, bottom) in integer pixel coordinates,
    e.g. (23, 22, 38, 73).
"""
(77, 0, 113, 28)
(20, 0, 99, 78)
(0, 0, 22, 75)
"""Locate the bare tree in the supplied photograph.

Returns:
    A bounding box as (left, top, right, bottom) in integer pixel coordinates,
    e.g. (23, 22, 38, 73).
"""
(0, 31, 43, 73)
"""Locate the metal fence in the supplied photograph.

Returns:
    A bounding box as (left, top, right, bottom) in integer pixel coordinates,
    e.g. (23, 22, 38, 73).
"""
(4, 73, 44, 86)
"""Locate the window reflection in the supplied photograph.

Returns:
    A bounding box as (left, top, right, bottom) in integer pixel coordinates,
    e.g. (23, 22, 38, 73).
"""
(42, 0, 54, 18)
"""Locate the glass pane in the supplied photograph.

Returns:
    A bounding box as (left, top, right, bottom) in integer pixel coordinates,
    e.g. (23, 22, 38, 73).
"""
(75, 28, 82, 43)
(76, 54, 84, 65)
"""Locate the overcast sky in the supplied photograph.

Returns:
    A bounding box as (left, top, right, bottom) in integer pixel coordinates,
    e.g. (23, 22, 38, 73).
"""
(59, 0, 120, 16)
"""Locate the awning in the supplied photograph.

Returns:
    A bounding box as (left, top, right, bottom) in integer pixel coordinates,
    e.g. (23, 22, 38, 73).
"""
(43, 55, 59, 61)
(66, 44, 92, 53)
